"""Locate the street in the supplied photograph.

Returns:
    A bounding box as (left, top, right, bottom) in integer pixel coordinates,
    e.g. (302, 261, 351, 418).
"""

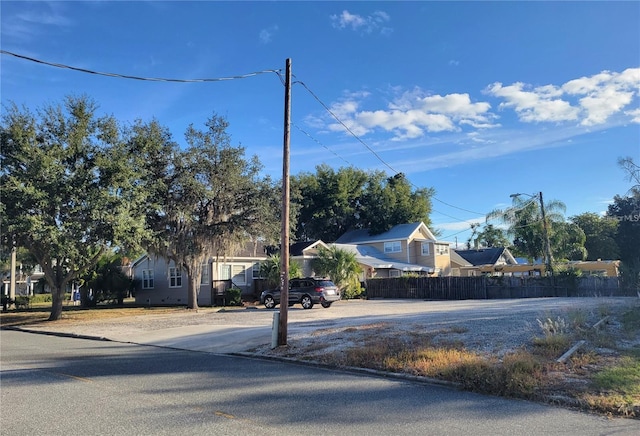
(2, 330, 638, 435)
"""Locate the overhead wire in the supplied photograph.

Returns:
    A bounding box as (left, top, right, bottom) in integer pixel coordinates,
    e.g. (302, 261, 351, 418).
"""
(4, 49, 495, 231)
(291, 122, 354, 167)
(440, 197, 539, 241)
(1, 49, 281, 83)
(293, 79, 488, 217)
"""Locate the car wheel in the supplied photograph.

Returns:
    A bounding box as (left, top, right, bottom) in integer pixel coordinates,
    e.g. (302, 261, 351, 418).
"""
(264, 296, 276, 309)
(321, 301, 332, 308)
(301, 295, 314, 309)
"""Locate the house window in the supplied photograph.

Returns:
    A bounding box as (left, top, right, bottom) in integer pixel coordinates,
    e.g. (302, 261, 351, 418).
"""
(168, 267, 182, 288)
(232, 265, 247, 285)
(142, 269, 154, 289)
(252, 262, 264, 278)
(389, 270, 401, 277)
(436, 244, 449, 255)
(200, 264, 210, 285)
(421, 242, 430, 256)
(384, 241, 402, 253)
(219, 265, 232, 280)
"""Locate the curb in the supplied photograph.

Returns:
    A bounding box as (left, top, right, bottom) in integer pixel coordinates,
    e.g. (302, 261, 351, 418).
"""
(3, 325, 110, 342)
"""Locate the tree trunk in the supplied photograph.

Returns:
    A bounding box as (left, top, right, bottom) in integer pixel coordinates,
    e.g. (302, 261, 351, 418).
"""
(187, 275, 199, 310)
(49, 286, 65, 321)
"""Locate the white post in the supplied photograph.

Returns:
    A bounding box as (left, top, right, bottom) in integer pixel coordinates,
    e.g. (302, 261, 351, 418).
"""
(271, 312, 280, 349)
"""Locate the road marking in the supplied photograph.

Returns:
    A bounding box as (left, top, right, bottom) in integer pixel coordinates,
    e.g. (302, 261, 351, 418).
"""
(47, 371, 93, 383)
(214, 410, 236, 419)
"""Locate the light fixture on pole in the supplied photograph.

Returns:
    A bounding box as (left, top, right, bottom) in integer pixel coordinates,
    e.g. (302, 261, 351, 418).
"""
(510, 192, 554, 276)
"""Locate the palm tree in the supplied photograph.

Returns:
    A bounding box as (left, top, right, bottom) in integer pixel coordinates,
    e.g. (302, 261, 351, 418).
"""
(487, 195, 566, 266)
(312, 246, 362, 298)
(259, 254, 302, 288)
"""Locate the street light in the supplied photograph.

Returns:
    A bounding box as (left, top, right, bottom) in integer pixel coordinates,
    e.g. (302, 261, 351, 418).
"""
(510, 192, 554, 276)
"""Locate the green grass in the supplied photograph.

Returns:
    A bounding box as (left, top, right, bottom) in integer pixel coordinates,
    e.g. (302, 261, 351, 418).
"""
(593, 356, 640, 397)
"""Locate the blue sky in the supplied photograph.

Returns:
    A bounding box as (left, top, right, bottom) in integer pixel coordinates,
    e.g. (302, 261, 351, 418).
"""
(2, 1, 639, 246)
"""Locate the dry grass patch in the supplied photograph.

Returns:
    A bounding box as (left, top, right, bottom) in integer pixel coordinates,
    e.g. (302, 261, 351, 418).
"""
(336, 336, 545, 399)
(304, 302, 640, 418)
(0, 305, 196, 328)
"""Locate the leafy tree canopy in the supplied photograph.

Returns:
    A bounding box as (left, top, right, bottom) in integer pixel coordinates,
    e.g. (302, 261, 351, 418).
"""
(292, 166, 434, 242)
(570, 212, 619, 261)
(140, 114, 280, 309)
(1, 96, 146, 320)
(487, 194, 567, 264)
(551, 221, 587, 261)
(607, 157, 640, 289)
(468, 223, 510, 249)
(607, 190, 640, 278)
(79, 251, 132, 307)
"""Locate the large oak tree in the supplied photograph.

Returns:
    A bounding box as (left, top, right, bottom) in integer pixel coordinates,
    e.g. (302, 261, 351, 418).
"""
(139, 115, 279, 309)
(1, 96, 144, 320)
(292, 166, 434, 242)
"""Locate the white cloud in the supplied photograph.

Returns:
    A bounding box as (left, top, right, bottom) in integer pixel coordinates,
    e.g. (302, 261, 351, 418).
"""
(434, 217, 485, 233)
(330, 10, 392, 35)
(325, 88, 497, 140)
(568, 68, 640, 126)
(487, 67, 640, 126)
(626, 107, 640, 123)
(259, 25, 279, 44)
(313, 67, 638, 145)
(578, 86, 634, 126)
(487, 82, 580, 123)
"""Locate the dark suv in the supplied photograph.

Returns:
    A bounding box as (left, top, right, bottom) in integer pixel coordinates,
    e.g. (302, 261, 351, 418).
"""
(260, 278, 340, 309)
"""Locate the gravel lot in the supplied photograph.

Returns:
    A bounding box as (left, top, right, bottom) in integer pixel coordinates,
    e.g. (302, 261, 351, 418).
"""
(248, 296, 640, 360)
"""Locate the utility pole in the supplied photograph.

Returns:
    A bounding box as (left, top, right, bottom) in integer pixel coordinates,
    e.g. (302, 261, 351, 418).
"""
(539, 191, 554, 276)
(510, 191, 554, 276)
(278, 58, 291, 346)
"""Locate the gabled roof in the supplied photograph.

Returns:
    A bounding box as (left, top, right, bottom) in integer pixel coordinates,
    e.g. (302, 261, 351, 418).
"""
(334, 243, 434, 273)
(454, 247, 517, 266)
(335, 222, 437, 244)
(131, 241, 270, 267)
(289, 240, 328, 257)
(449, 250, 472, 267)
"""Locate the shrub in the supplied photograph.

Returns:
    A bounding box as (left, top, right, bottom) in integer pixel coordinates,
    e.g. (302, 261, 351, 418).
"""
(226, 287, 242, 306)
(30, 294, 53, 304)
(342, 283, 364, 300)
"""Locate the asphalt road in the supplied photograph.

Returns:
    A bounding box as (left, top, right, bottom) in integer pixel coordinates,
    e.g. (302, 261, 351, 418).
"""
(2, 329, 639, 435)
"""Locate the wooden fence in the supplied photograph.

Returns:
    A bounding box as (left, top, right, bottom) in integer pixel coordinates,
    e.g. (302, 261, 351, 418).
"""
(364, 276, 636, 300)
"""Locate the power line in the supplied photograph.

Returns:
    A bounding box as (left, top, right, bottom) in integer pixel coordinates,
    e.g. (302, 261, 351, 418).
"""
(290, 117, 481, 223)
(440, 197, 539, 241)
(5, 49, 491, 225)
(294, 80, 396, 174)
(291, 122, 354, 167)
(294, 79, 486, 216)
(1, 50, 281, 83)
